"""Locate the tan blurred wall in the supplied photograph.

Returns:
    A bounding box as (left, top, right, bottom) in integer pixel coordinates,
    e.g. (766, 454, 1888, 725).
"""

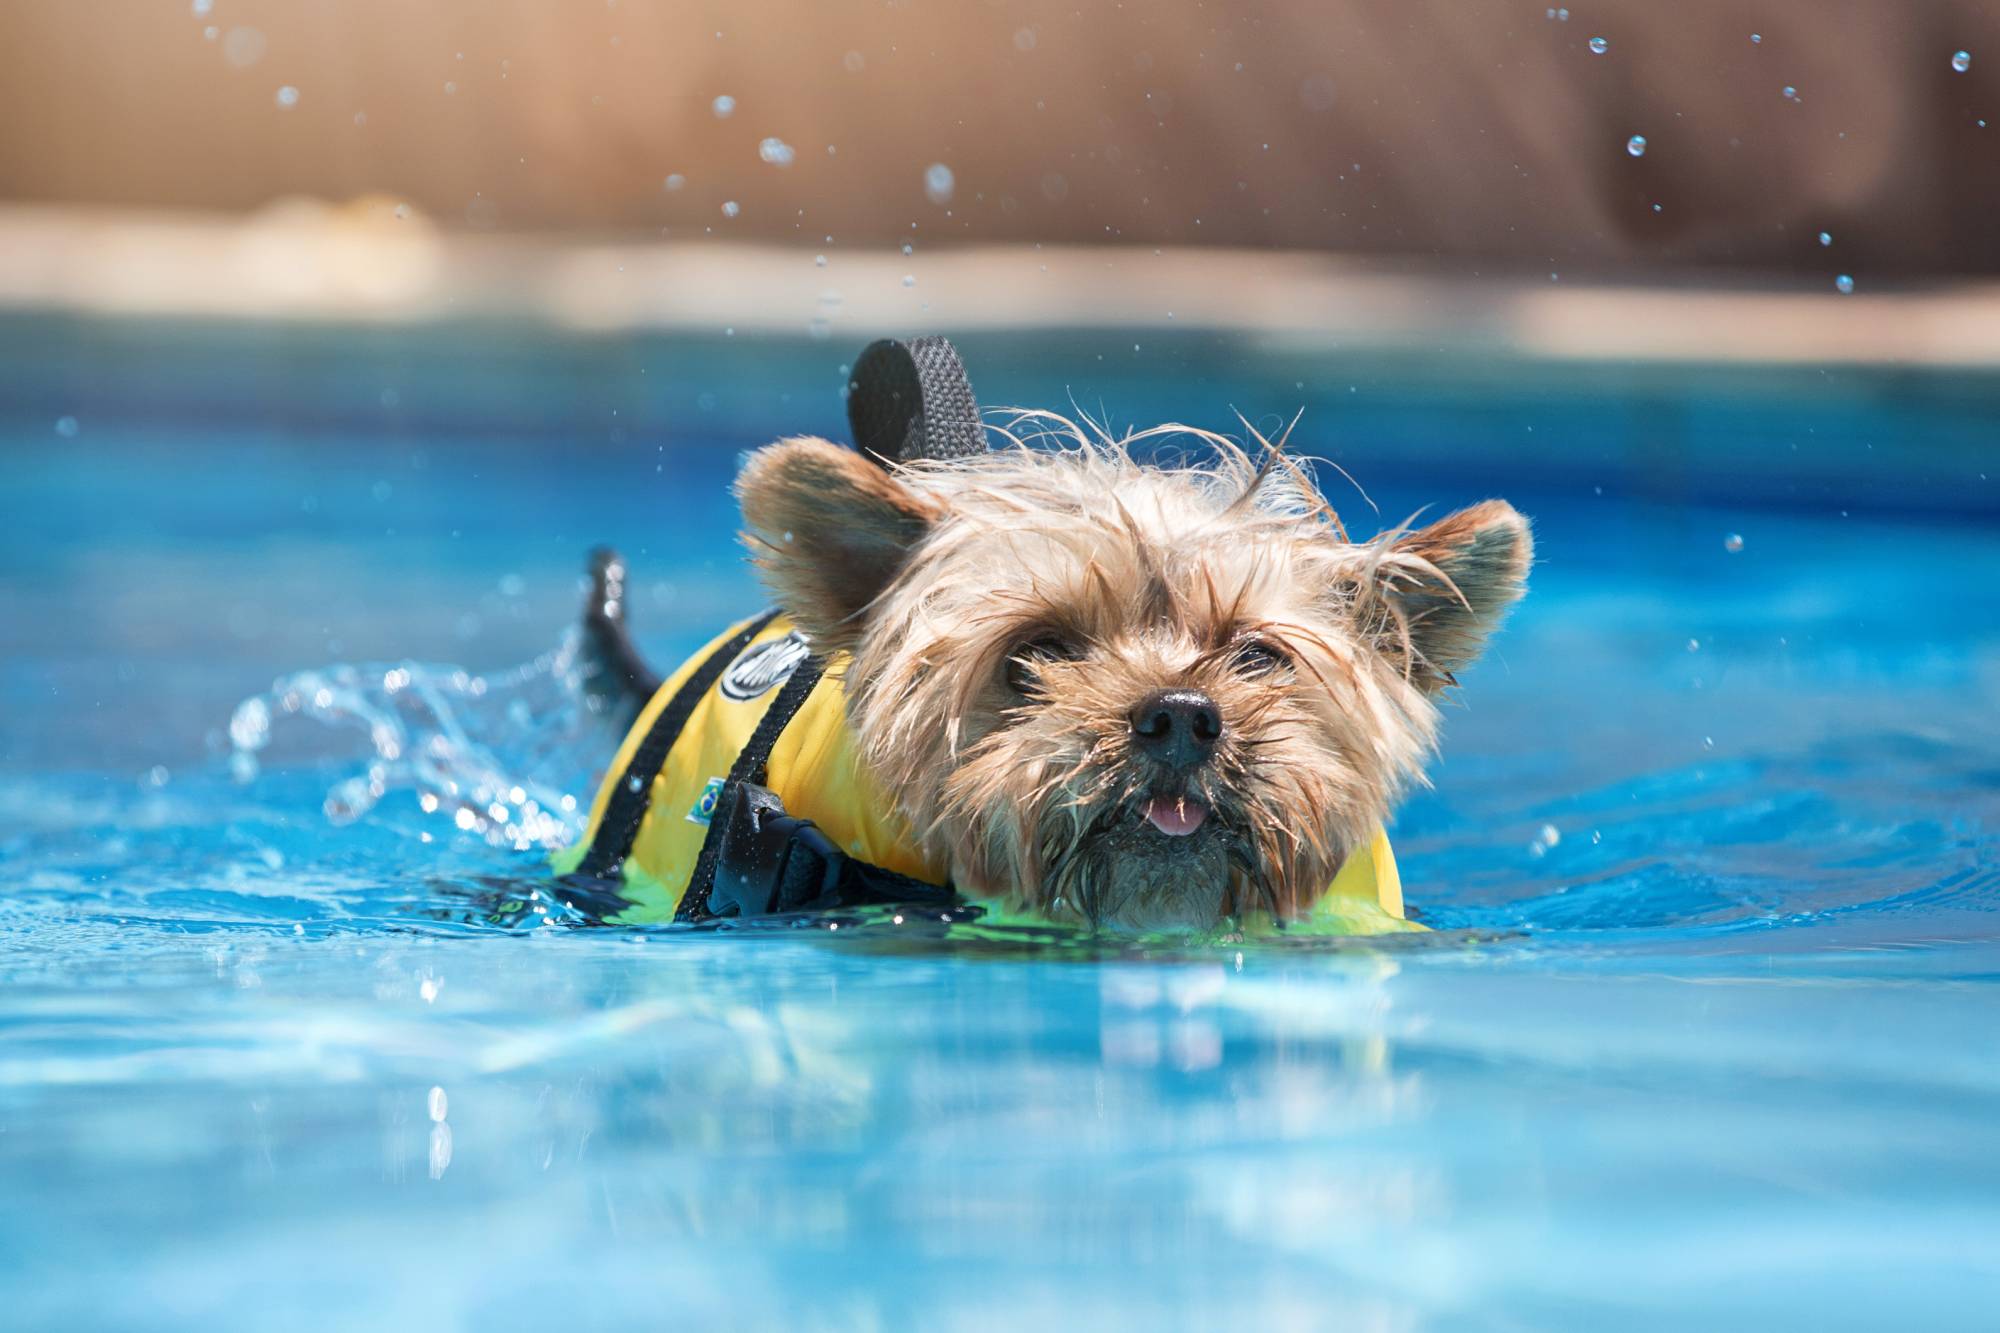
(3, 0, 1998, 274)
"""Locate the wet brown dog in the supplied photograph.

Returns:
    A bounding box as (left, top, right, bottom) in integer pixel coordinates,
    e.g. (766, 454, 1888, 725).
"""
(736, 418, 1530, 929)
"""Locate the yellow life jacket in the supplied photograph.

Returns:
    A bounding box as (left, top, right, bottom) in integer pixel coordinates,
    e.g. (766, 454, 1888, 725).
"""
(552, 611, 1411, 933)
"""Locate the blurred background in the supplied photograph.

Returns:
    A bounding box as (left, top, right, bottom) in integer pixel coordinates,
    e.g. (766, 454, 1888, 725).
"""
(8, 0, 2000, 272)
(7, 0, 2000, 332)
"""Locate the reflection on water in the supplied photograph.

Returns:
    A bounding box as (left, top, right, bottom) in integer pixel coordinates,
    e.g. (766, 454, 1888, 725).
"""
(7, 862, 1994, 1329)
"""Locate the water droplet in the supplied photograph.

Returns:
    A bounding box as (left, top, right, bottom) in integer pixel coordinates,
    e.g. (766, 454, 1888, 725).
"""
(428, 1086, 448, 1122)
(229, 696, 272, 750)
(1952, 49, 1972, 73)
(1818, 230, 1832, 246)
(1782, 85, 1798, 100)
(1834, 274, 1854, 294)
(814, 253, 827, 267)
(720, 200, 740, 218)
(901, 241, 914, 256)
(901, 274, 916, 287)
(1702, 736, 1716, 751)
(1626, 134, 1647, 157)
(924, 162, 956, 205)
(1723, 532, 1745, 553)
(1751, 32, 1762, 44)
(712, 94, 735, 118)
(54, 415, 79, 438)
(1588, 36, 1608, 54)
(274, 85, 298, 108)
(663, 173, 685, 191)
(843, 50, 865, 73)
(757, 136, 795, 166)
(1013, 27, 1036, 52)
(1557, 7, 1569, 20)
(1687, 638, 1701, 653)
(191, 0, 212, 15)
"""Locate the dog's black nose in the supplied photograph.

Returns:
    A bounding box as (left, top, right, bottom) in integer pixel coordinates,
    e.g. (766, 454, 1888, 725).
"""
(1129, 689, 1222, 768)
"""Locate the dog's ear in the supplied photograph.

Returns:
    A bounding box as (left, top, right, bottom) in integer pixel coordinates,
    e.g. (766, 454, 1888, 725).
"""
(1366, 500, 1532, 692)
(736, 436, 943, 655)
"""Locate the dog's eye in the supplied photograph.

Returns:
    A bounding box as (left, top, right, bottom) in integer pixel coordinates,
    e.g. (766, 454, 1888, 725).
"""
(1005, 634, 1081, 695)
(1230, 638, 1291, 676)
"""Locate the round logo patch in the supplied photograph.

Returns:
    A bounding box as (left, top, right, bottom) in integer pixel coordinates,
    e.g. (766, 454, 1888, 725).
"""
(718, 631, 812, 701)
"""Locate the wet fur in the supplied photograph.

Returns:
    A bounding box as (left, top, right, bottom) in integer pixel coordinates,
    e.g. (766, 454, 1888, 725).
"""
(737, 419, 1530, 929)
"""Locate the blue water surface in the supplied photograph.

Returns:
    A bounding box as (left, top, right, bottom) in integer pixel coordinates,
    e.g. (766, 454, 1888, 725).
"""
(2, 315, 1997, 1330)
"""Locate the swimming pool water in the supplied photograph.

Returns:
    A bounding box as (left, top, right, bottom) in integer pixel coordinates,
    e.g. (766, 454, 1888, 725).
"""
(3, 316, 1997, 1330)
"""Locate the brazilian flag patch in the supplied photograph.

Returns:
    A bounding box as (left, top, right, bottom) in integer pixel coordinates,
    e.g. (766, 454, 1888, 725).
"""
(686, 776, 726, 826)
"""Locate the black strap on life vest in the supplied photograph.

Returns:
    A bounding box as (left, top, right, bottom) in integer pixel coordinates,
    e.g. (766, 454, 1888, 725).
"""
(564, 608, 785, 887)
(676, 653, 828, 919)
(559, 335, 982, 924)
(675, 653, 954, 922)
(846, 335, 986, 468)
(558, 626, 952, 924)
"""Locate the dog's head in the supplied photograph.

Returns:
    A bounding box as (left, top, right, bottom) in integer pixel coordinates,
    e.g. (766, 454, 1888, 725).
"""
(736, 423, 1529, 929)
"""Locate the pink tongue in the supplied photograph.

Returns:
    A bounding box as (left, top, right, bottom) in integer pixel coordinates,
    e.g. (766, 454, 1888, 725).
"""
(1144, 796, 1209, 837)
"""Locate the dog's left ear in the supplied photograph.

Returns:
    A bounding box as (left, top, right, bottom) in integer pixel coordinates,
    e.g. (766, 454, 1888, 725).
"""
(736, 436, 944, 655)
(1371, 500, 1532, 691)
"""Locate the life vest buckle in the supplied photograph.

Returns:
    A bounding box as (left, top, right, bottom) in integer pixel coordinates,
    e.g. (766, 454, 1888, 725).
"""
(709, 781, 848, 917)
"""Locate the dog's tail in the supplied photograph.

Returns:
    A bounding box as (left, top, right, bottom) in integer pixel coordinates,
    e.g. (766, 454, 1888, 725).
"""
(579, 547, 661, 728)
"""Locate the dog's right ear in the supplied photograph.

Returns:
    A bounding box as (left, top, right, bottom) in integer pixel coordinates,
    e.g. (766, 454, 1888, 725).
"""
(736, 436, 943, 656)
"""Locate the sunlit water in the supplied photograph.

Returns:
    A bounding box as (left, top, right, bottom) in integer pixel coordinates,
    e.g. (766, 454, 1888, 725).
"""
(4, 317, 1997, 1330)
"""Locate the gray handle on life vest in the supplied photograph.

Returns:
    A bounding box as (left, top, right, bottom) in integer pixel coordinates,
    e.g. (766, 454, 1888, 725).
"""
(846, 335, 987, 468)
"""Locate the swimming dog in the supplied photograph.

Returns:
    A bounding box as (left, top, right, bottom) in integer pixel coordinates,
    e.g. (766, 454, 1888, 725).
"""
(562, 343, 1529, 932)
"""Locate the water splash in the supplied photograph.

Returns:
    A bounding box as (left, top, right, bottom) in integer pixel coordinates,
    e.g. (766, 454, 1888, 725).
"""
(226, 629, 615, 853)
